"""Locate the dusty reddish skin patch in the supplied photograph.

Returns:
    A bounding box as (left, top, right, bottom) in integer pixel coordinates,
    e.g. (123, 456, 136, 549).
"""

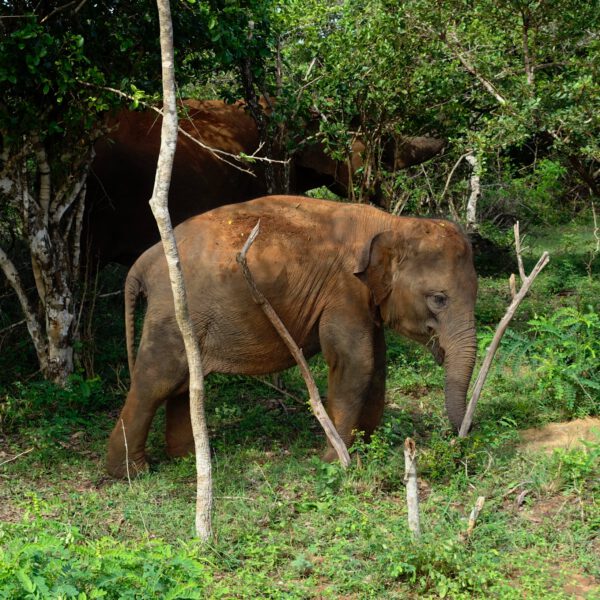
(518, 417, 600, 453)
(85, 99, 446, 266)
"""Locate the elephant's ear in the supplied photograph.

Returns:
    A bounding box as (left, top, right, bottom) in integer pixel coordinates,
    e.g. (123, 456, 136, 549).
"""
(354, 230, 402, 305)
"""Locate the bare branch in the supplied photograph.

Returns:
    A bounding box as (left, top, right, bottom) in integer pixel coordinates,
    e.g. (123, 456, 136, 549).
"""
(446, 30, 508, 106)
(0, 319, 26, 335)
(459, 249, 549, 437)
(465, 496, 486, 539)
(440, 151, 471, 200)
(77, 80, 289, 175)
(0, 245, 47, 361)
(237, 221, 352, 468)
(0, 448, 34, 467)
(153, 0, 212, 541)
(513, 221, 527, 282)
(404, 438, 421, 539)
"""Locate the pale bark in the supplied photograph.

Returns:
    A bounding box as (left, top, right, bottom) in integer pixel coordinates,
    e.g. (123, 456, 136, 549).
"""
(404, 438, 421, 539)
(152, 0, 212, 541)
(0, 245, 47, 361)
(237, 221, 352, 468)
(0, 116, 99, 384)
(446, 30, 508, 106)
(465, 496, 485, 539)
(465, 152, 480, 231)
(459, 227, 549, 437)
(513, 221, 527, 282)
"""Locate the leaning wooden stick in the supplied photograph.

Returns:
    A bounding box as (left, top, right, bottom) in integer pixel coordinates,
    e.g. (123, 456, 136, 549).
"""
(459, 224, 549, 437)
(465, 496, 486, 539)
(236, 220, 352, 468)
(404, 438, 421, 539)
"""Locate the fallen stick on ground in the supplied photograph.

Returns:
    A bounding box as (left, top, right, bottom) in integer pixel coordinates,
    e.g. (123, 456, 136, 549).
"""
(0, 447, 34, 468)
(459, 223, 549, 437)
(237, 220, 351, 468)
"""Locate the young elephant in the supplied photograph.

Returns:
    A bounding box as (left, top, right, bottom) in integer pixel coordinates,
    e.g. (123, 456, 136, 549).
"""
(107, 195, 477, 478)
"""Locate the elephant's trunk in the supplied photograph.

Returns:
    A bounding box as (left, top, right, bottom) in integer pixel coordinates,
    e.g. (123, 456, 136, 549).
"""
(440, 316, 477, 431)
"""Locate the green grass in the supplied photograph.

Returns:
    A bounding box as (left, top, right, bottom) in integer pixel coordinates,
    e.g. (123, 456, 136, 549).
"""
(1, 219, 599, 598)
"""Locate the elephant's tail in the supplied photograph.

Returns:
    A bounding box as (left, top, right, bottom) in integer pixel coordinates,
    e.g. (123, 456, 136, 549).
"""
(124, 270, 144, 377)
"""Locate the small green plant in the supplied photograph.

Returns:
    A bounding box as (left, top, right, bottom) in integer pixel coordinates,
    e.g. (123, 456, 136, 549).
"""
(551, 437, 600, 493)
(503, 306, 600, 417)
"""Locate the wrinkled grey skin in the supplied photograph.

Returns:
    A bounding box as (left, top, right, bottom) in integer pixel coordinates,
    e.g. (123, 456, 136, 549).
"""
(107, 195, 477, 478)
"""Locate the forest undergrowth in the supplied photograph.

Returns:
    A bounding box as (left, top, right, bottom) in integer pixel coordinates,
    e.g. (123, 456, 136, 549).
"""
(0, 217, 599, 599)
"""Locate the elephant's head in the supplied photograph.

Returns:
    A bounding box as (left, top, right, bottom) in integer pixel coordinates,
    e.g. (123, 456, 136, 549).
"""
(355, 220, 478, 431)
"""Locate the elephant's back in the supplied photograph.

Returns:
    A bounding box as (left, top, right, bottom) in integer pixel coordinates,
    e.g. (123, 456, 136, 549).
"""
(132, 194, 389, 293)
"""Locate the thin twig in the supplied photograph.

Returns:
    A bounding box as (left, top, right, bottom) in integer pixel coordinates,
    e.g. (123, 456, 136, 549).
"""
(0, 319, 25, 335)
(120, 418, 149, 537)
(236, 221, 351, 467)
(0, 447, 33, 467)
(440, 151, 471, 200)
(121, 418, 132, 487)
(258, 377, 303, 405)
(77, 80, 289, 175)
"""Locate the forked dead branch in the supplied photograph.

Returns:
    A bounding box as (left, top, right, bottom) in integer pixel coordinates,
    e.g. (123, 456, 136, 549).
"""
(236, 220, 352, 468)
(459, 222, 550, 437)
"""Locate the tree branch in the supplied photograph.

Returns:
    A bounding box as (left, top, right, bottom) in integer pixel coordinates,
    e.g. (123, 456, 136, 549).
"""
(237, 221, 351, 468)
(0, 245, 47, 361)
(77, 80, 289, 175)
(445, 30, 508, 106)
(459, 233, 549, 437)
(153, 0, 212, 541)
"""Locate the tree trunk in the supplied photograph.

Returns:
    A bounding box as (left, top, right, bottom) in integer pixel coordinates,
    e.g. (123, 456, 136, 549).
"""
(465, 152, 480, 232)
(153, 0, 212, 541)
(0, 137, 94, 385)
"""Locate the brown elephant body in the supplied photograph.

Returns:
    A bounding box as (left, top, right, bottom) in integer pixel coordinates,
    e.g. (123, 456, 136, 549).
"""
(107, 195, 477, 478)
(85, 100, 444, 265)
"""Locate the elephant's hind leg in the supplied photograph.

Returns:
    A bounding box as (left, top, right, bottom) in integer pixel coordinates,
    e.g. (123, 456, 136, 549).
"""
(165, 393, 194, 458)
(107, 381, 157, 478)
(107, 326, 188, 478)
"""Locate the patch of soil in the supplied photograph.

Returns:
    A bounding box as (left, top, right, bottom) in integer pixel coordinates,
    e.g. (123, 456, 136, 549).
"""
(550, 564, 600, 600)
(518, 418, 600, 454)
(519, 494, 574, 524)
(0, 491, 23, 523)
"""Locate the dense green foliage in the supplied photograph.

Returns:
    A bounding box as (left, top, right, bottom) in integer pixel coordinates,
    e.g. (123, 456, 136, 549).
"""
(271, 0, 600, 214)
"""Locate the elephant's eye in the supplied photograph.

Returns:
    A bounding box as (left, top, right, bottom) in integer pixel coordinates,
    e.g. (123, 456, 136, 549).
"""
(428, 293, 448, 311)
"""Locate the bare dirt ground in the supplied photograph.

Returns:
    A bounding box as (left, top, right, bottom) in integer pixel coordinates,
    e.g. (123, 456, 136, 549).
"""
(518, 417, 600, 453)
(517, 418, 600, 599)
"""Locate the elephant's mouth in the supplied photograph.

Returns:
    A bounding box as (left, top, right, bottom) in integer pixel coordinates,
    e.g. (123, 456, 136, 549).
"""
(426, 329, 445, 365)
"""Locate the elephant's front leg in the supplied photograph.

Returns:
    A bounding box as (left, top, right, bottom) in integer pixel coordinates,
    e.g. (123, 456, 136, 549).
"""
(319, 315, 386, 461)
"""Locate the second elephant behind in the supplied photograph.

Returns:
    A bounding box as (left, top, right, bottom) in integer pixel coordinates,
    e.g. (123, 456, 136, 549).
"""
(107, 195, 477, 478)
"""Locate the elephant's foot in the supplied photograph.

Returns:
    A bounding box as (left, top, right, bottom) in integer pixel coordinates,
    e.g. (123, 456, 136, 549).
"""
(166, 439, 195, 458)
(106, 454, 149, 479)
(322, 445, 345, 463)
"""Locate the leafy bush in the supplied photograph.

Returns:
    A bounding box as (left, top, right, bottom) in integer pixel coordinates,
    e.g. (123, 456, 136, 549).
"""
(0, 375, 105, 434)
(503, 307, 600, 417)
